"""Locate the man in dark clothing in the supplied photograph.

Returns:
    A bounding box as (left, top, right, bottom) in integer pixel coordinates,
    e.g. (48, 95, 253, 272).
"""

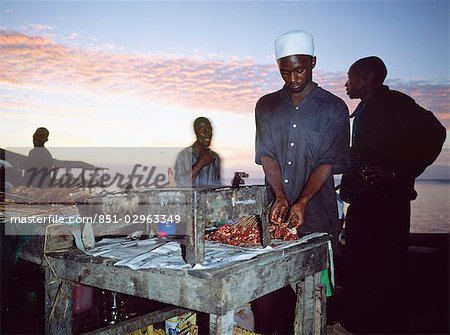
(253, 30, 350, 334)
(340, 56, 446, 334)
(255, 30, 350, 241)
(25, 127, 54, 187)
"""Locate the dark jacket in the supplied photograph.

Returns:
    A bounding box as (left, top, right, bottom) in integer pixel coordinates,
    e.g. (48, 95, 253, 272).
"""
(341, 86, 446, 203)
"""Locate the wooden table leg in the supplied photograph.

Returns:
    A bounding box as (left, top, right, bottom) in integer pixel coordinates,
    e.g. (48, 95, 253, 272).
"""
(209, 310, 234, 335)
(294, 272, 327, 335)
(294, 278, 306, 335)
(44, 267, 73, 334)
(184, 190, 205, 265)
(314, 280, 327, 335)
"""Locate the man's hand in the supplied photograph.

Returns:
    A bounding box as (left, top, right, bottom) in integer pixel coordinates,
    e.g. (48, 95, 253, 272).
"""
(270, 195, 289, 225)
(197, 148, 216, 168)
(286, 202, 307, 229)
(361, 166, 396, 184)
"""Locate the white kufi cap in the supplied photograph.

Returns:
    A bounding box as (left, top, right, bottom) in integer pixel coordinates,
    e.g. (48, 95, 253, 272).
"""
(274, 30, 314, 60)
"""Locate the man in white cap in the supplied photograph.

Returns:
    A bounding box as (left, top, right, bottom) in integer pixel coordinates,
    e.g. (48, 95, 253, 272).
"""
(256, 30, 349, 247)
(253, 30, 350, 333)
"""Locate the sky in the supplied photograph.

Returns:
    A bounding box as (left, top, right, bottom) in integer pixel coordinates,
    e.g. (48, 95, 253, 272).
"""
(1, 0, 449, 180)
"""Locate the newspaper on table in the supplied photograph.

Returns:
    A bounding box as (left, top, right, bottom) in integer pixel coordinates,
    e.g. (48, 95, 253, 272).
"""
(81, 233, 328, 271)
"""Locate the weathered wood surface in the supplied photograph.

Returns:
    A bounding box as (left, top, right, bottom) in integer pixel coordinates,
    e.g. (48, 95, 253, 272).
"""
(315, 282, 327, 335)
(184, 190, 205, 264)
(34, 234, 329, 335)
(45, 261, 188, 335)
(8, 225, 75, 266)
(43, 236, 329, 316)
(80, 306, 189, 335)
(294, 273, 326, 335)
(44, 267, 74, 334)
(294, 279, 306, 334)
(79, 185, 270, 264)
(210, 310, 234, 335)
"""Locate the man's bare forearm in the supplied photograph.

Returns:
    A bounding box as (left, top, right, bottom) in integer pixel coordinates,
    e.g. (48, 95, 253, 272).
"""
(296, 164, 332, 205)
(260, 156, 285, 198)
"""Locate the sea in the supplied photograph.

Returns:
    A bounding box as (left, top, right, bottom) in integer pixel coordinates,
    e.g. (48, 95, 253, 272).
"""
(242, 178, 449, 234)
(410, 180, 449, 233)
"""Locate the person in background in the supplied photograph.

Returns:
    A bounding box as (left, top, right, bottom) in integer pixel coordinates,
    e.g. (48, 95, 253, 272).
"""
(25, 127, 54, 188)
(254, 30, 350, 334)
(174, 117, 221, 186)
(174, 117, 223, 333)
(340, 56, 446, 334)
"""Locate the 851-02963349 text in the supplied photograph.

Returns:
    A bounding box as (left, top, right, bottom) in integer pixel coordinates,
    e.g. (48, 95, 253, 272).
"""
(86, 214, 182, 224)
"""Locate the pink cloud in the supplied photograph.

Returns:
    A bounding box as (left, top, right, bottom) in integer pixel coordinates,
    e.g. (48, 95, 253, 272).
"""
(1, 30, 449, 128)
(317, 72, 450, 128)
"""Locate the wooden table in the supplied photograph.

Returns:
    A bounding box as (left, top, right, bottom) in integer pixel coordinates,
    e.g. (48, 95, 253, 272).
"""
(28, 235, 330, 335)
